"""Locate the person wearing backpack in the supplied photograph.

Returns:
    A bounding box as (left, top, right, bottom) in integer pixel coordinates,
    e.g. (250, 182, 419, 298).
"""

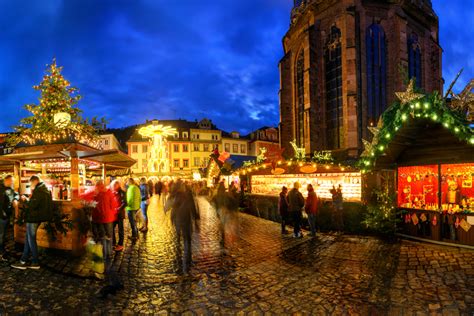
(12, 175, 53, 270)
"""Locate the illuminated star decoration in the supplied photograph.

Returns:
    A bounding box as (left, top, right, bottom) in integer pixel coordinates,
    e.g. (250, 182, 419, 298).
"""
(368, 117, 384, 142)
(395, 78, 425, 114)
(450, 79, 474, 122)
(361, 139, 374, 158)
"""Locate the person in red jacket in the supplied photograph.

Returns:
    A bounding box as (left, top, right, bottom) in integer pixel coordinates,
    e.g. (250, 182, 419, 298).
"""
(82, 180, 118, 259)
(305, 184, 319, 237)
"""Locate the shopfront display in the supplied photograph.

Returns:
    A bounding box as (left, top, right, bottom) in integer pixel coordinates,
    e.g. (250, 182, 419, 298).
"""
(251, 172, 362, 201)
(397, 165, 439, 210)
(441, 163, 474, 212)
(397, 163, 474, 213)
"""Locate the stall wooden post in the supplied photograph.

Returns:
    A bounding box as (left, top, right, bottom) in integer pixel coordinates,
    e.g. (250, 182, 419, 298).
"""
(13, 161, 21, 241)
(102, 163, 106, 181)
(70, 156, 79, 200)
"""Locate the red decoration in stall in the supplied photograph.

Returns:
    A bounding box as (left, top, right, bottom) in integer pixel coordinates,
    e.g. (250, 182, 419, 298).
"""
(411, 213, 419, 225)
(432, 215, 437, 226)
(455, 217, 461, 229)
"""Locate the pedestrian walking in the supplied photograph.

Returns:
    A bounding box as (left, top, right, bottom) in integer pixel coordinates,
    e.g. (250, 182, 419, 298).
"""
(111, 180, 126, 252)
(139, 177, 150, 233)
(147, 179, 154, 197)
(162, 181, 169, 205)
(278, 186, 289, 234)
(82, 180, 117, 259)
(155, 181, 163, 200)
(0, 175, 19, 262)
(12, 176, 53, 270)
(126, 178, 141, 243)
(305, 184, 319, 237)
(288, 182, 305, 238)
(330, 184, 344, 233)
(170, 180, 199, 273)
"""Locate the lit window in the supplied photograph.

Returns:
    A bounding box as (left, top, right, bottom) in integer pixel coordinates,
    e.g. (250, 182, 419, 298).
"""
(240, 144, 246, 153)
(225, 143, 230, 152)
(182, 144, 189, 152)
(183, 159, 189, 168)
(142, 145, 148, 153)
(132, 145, 138, 153)
(233, 144, 238, 153)
(173, 144, 179, 152)
(173, 159, 180, 168)
(105, 140, 109, 146)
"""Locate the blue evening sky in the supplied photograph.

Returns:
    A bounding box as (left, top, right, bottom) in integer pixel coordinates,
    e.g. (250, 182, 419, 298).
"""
(0, 0, 472, 134)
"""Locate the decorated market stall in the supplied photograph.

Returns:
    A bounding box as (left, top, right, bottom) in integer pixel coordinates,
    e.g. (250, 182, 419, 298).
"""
(361, 78, 474, 245)
(1, 59, 136, 254)
(229, 143, 366, 226)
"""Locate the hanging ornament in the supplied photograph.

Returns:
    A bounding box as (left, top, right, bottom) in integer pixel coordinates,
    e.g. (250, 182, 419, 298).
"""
(455, 216, 460, 229)
(432, 215, 437, 226)
(411, 213, 419, 225)
(395, 78, 425, 106)
(460, 218, 471, 232)
(420, 213, 427, 222)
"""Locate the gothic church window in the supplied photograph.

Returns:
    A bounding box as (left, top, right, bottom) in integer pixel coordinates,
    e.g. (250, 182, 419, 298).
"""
(408, 33, 422, 87)
(296, 50, 305, 147)
(324, 25, 343, 149)
(366, 23, 387, 125)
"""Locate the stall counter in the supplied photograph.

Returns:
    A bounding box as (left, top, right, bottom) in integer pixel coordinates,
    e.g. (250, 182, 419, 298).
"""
(14, 199, 86, 255)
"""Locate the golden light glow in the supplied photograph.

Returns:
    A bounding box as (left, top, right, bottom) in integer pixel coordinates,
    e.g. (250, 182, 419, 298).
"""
(138, 122, 177, 173)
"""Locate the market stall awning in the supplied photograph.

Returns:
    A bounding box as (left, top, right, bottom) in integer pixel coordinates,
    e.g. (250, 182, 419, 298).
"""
(371, 119, 474, 170)
(80, 149, 137, 170)
(0, 143, 136, 171)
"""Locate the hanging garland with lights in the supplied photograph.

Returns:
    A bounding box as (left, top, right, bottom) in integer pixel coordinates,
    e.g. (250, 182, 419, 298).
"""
(8, 59, 106, 147)
(358, 78, 474, 173)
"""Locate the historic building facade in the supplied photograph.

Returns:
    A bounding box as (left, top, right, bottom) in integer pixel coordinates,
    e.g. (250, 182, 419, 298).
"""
(125, 119, 279, 177)
(279, 0, 443, 158)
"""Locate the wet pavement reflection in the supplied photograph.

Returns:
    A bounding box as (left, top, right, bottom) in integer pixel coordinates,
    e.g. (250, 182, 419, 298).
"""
(1, 195, 474, 314)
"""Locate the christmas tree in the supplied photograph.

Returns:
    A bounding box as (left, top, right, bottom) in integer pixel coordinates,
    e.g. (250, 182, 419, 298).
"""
(8, 59, 106, 147)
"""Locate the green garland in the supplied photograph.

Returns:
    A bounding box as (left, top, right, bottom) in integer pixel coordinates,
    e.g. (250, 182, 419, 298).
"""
(358, 91, 474, 172)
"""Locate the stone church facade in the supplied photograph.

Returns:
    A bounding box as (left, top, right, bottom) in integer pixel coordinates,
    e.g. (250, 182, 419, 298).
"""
(279, 0, 443, 158)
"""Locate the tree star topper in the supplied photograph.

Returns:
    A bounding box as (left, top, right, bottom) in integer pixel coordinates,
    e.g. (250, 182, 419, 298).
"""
(395, 78, 424, 105)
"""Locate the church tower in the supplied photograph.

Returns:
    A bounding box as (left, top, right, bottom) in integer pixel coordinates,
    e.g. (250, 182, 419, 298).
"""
(279, 0, 442, 158)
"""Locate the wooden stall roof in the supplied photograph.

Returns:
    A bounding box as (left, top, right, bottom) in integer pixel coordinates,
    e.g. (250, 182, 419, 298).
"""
(373, 119, 474, 170)
(0, 142, 136, 170)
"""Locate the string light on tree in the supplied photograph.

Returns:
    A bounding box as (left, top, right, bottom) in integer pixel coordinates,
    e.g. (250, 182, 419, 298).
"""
(8, 59, 106, 147)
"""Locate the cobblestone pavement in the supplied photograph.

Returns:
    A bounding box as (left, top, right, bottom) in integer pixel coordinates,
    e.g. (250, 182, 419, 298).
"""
(1, 196, 474, 315)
